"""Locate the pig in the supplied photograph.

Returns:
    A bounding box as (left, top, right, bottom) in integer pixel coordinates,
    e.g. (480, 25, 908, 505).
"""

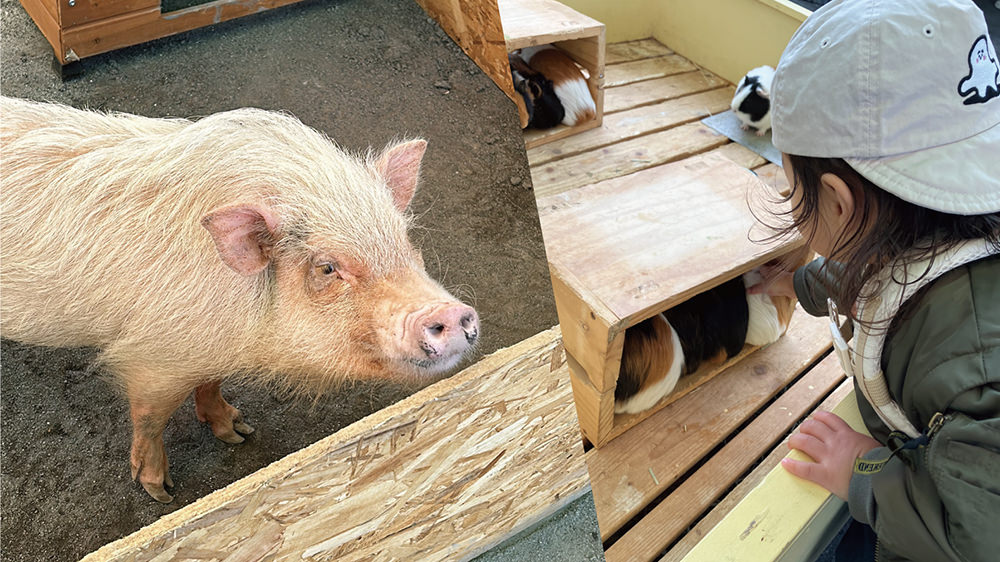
(0, 96, 480, 503)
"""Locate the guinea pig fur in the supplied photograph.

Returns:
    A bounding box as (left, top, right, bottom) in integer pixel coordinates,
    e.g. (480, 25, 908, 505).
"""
(509, 50, 565, 130)
(519, 46, 596, 127)
(731, 65, 775, 136)
(615, 270, 795, 414)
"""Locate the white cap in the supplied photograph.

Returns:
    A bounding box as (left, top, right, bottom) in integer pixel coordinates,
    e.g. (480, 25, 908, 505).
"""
(771, 0, 1000, 215)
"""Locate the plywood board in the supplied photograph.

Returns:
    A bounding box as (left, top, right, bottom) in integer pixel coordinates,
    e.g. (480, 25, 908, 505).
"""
(586, 309, 831, 540)
(499, 0, 604, 50)
(605, 70, 728, 113)
(537, 152, 800, 324)
(83, 327, 590, 562)
(527, 87, 734, 167)
(661, 378, 855, 562)
(605, 38, 674, 64)
(679, 389, 867, 562)
(604, 354, 845, 562)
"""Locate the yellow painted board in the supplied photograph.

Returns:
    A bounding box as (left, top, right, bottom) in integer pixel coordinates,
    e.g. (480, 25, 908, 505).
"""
(680, 389, 868, 562)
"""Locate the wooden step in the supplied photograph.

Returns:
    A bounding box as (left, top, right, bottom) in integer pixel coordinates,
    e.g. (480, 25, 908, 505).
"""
(605, 39, 674, 64)
(604, 353, 845, 562)
(604, 54, 698, 87)
(527, 87, 734, 167)
(606, 71, 728, 113)
(587, 309, 833, 542)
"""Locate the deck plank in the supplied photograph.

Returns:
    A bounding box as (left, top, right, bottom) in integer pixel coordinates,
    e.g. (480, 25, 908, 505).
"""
(606, 71, 729, 114)
(604, 354, 844, 562)
(660, 378, 855, 562)
(586, 310, 833, 541)
(530, 122, 728, 199)
(605, 39, 674, 64)
(527, 88, 734, 167)
(604, 55, 698, 87)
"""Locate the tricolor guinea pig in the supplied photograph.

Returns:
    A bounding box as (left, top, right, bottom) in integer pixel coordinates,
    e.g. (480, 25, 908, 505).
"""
(509, 52, 565, 130)
(614, 269, 796, 415)
(518, 46, 596, 127)
(731, 65, 775, 136)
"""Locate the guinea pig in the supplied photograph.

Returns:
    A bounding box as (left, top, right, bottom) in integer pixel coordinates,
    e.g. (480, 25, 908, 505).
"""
(509, 51, 565, 130)
(518, 46, 596, 127)
(615, 269, 796, 415)
(731, 65, 775, 136)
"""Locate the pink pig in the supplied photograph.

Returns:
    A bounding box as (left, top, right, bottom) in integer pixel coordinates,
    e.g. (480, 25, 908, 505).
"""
(0, 97, 479, 502)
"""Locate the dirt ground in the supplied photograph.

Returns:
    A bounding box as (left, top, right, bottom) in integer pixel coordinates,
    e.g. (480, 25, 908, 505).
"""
(0, 0, 559, 559)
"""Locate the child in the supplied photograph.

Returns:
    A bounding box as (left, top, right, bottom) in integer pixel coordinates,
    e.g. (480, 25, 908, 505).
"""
(749, 1, 1000, 561)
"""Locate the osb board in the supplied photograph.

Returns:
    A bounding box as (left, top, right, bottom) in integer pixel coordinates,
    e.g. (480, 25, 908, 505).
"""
(662, 378, 855, 562)
(527, 87, 734, 166)
(679, 388, 867, 562)
(605, 71, 728, 114)
(537, 152, 800, 325)
(604, 354, 845, 562)
(605, 38, 673, 65)
(415, 0, 524, 126)
(84, 327, 590, 562)
(499, 0, 603, 50)
(586, 309, 832, 540)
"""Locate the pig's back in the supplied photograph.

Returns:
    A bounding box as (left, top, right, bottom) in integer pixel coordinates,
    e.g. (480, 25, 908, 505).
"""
(0, 97, 250, 352)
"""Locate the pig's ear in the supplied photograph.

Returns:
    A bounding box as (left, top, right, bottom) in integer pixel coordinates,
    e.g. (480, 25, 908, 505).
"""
(374, 139, 427, 212)
(201, 204, 281, 275)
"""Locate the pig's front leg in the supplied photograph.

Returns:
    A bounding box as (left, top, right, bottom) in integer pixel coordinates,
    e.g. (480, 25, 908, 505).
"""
(127, 386, 188, 503)
(194, 381, 254, 444)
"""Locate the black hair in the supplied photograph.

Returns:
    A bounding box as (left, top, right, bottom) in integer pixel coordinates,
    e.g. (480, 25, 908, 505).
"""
(758, 154, 1000, 329)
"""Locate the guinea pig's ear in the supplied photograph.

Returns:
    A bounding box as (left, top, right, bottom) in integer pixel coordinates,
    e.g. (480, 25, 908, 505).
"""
(374, 139, 427, 212)
(201, 204, 281, 275)
(756, 84, 770, 100)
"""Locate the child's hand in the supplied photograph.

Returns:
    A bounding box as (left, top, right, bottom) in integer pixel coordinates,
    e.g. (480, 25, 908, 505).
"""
(747, 263, 797, 299)
(781, 410, 882, 501)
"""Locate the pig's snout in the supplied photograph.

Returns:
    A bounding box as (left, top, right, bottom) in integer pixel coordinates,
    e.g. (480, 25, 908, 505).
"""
(409, 304, 479, 373)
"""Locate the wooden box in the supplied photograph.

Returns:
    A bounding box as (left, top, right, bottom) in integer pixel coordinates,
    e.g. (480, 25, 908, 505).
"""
(498, 0, 605, 147)
(537, 152, 803, 447)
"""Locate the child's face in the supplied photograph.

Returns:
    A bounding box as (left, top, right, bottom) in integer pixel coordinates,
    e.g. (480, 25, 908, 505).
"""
(781, 153, 858, 260)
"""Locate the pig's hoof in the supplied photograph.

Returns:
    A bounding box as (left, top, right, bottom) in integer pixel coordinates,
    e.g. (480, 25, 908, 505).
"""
(142, 481, 174, 504)
(234, 420, 255, 435)
(216, 429, 245, 444)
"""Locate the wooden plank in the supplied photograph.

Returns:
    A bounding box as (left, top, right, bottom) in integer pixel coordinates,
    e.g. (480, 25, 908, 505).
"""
(604, 354, 845, 562)
(527, 87, 734, 166)
(679, 390, 867, 562)
(586, 308, 832, 541)
(61, 0, 311, 62)
(416, 0, 521, 128)
(537, 153, 800, 323)
(83, 327, 590, 562)
(499, 0, 604, 50)
(661, 378, 855, 562)
(753, 162, 790, 196)
(606, 71, 729, 114)
(604, 54, 697, 87)
(530, 122, 730, 198)
(523, 118, 602, 151)
(606, 39, 674, 65)
(59, 0, 160, 27)
(713, 142, 768, 171)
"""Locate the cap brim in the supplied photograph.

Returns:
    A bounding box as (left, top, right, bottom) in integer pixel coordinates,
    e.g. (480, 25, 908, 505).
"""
(845, 120, 1000, 215)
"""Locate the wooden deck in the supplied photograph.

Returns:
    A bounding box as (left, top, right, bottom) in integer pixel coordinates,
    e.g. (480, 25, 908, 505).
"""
(528, 39, 846, 562)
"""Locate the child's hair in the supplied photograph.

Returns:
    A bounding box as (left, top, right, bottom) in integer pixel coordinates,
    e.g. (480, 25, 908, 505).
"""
(765, 154, 1000, 328)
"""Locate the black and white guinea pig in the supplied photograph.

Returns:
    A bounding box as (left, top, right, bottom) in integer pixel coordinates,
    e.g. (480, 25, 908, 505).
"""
(731, 65, 775, 136)
(518, 46, 596, 127)
(509, 52, 565, 130)
(614, 269, 796, 415)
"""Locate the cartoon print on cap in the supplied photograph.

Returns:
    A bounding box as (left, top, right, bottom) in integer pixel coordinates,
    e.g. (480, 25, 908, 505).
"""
(958, 35, 1000, 105)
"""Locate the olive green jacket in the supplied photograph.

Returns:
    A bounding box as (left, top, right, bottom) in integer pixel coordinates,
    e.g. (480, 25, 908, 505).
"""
(794, 256, 1000, 562)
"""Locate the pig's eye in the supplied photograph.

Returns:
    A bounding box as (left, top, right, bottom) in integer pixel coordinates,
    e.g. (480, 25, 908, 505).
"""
(315, 261, 342, 279)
